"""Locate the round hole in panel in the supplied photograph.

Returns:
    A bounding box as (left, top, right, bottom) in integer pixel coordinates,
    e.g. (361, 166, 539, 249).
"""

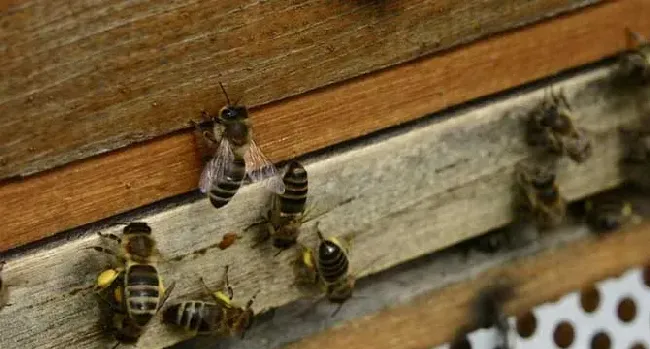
(553, 321, 575, 348)
(580, 285, 600, 313)
(630, 343, 647, 349)
(591, 331, 611, 349)
(516, 311, 537, 338)
(617, 297, 637, 323)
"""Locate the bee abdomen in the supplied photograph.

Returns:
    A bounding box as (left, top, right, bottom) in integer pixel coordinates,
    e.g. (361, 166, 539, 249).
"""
(163, 301, 222, 334)
(279, 161, 308, 215)
(126, 264, 161, 326)
(209, 158, 246, 209)
(318, 241, 349, 284)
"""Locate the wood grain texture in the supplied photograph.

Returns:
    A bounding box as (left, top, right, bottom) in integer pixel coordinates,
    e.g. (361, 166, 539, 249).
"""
(0, 0, 599, 180)
(283, 222, 650, 349)
(0, 65, 648, 348)
(2, 0, 650, 252)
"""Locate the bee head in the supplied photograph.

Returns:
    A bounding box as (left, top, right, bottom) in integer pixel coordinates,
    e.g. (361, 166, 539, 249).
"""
(123, 222, 151, 235)
(219, 105, 248, 122)
(531, 172, 555, 190)
(285, 161, 307, 179)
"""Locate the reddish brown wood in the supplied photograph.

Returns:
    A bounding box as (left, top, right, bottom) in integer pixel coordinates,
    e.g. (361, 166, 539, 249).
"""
(0, 0, 597, 179)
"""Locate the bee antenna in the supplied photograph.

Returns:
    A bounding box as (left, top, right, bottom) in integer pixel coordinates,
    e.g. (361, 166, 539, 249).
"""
(111, 342, 120, 349)
(218, 81, 232, 106)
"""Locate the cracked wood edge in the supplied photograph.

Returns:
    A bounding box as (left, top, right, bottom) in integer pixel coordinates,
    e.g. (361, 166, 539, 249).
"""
(0, 0, 600, 179)
(2, 0, 649, 252)
(0, 65, 648, 349)
(283, 222, 650, 349)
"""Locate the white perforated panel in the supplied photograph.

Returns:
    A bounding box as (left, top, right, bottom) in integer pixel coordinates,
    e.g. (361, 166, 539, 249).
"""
(436, 266, 650, 349)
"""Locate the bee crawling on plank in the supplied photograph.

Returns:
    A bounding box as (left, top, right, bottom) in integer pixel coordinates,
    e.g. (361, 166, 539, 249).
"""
(162, 266, 259, 339)
(192, 82, 285, 209)
(526, 87, 592, 163)
(619, 28, 650, 84)
(292, 223, 378, 317)
(514, 160, 566, 230)
(584, 197, 641, 235)
(247, 160, 314, 252)
(88, 222, 176, 347)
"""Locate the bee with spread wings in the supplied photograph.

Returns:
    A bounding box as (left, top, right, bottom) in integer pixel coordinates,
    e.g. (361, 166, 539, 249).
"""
(196, 83, 285, 209)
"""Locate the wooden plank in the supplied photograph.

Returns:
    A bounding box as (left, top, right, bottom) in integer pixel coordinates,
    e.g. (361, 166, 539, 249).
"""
(0, 0, 598, 180)
(2, 0, 650, 252)
(0, 65, 648, 348)
(282, 222, 650, 349)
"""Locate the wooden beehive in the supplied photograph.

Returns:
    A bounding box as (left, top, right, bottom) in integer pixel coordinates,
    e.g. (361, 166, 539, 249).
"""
(1, 1, 649, 348)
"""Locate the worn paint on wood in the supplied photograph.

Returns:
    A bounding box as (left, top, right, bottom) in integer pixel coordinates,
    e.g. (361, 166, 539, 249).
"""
(0, 0, 601, 179)
(3, 0, 650, 252)
(0, 66, 647, 348)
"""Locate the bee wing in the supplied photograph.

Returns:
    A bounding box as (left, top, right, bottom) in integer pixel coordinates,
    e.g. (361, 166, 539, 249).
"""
(199, 138, 234, 193)
(244, 140, 285, 194)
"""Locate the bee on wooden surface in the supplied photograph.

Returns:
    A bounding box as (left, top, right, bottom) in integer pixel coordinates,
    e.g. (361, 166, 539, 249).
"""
(89, 222, 175, 331)
(195, 83, 285, 209)
(619, 29, 650, 84)
(526, 88, 592, 163)
(293, 224, 364, 317)
(162, 266, 259, 339)
(258, 160, 309, 249)
(515, 161, 566, 229)
(585, 199, 640, 234)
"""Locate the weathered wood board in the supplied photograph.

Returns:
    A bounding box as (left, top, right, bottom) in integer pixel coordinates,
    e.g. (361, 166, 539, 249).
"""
(0, 0, 601, 180)
(0, 65, 648, 349)
(3, 0, 650, 252)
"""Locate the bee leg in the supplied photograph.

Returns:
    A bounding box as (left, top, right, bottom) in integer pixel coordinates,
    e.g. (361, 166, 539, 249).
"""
(97, 232, 122, 244)
(156, 282, 176, 313)
(330, 302, 345, 318)
(85, 246, 126, 264)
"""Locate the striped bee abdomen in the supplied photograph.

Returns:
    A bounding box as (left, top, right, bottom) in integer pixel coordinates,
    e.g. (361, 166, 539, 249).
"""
(125, 264, 161, 326)
(279, 161, 308, 216)
(317, 240, 349, 284)
(163, 301, 223, 334)
(209, 158, 246, 209)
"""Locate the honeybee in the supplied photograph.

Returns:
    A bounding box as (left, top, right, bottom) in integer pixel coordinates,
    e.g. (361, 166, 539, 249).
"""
(619, 29, 650, 84)
(162, 266, 258, 338)
(88, 222, 175, 340)
(515, 161, 566, 229)
(260, 160, 309, 249)
(195, 83, 285, 209)
(0, 261, 8, 310)
(526, 88, 592, 163)
(585, 198, 639, 234)
(293, 224, 361, 316)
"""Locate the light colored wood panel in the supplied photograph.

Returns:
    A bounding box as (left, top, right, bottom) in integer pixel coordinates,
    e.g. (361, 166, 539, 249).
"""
(0, 65, 647, 348)
(0, 0, 597, 180)
(2, 1, 650, 251)
(283, 222, 650, 349)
